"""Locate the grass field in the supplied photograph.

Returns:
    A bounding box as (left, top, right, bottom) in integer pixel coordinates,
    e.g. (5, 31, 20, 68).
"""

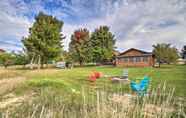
(0, 64, 185, 96)
(0, 64, 185, 117)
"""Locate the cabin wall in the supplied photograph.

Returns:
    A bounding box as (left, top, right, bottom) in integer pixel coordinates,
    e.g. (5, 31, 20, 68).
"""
(116, 50, 155, 67)
(116, 56, 154, 67)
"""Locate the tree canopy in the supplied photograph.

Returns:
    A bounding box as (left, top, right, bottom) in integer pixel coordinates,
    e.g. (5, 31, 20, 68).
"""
(69, 28, 92, 66)
(90, 26, 116, 63)
(22, 12, 64, 68)
(153, 43, 179, 67)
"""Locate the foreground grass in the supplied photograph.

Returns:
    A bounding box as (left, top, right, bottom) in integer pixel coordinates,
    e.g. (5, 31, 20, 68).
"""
(0, 65, 185, 117)
(1, 84, 186, 118)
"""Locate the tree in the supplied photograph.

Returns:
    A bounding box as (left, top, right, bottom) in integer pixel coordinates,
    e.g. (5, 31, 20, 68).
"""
(166, 47, 179, 64)
(69, 28, 92, 66)
(22, 12, 64, 69)
(153, 43, 179, 67)
(0, 52, 14, 68)
(90, 26, 116, 63)
(62, 51, 73, 62)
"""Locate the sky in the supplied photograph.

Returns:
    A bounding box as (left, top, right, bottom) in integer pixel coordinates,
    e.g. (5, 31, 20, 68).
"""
(0, 0, 186, 52)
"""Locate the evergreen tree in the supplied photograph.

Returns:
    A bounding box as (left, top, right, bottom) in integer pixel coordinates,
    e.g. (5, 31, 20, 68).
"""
(69, 28, 91, 66)
(22, 12, 64, 69)
(90, 26, 116, 63)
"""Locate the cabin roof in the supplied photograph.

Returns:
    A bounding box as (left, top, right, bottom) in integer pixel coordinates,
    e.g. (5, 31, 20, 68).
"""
(119, 48, 152, 56)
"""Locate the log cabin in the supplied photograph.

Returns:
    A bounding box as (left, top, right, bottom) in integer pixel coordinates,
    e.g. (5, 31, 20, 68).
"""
(115, 48, 155, 67)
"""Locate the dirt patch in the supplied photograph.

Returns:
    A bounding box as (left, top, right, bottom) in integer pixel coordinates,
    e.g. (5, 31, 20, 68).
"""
(111, 94, 175, 117)
(143, 104, 174, 117)
(111, 94, 134, 107)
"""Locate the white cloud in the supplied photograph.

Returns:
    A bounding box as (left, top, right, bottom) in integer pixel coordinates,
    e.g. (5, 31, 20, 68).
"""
(1, 0, 186, 52)
(0, 11, 30, 36)
(62, 0, 186, 52)
(0, 10, 31, 51)
(119, 0, 186, 51)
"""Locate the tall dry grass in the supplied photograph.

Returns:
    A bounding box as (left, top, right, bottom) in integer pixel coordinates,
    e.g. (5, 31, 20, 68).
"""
(0, 77, 27, 96)
(1, 83, 186, 118)
(0, 69, 21, 79)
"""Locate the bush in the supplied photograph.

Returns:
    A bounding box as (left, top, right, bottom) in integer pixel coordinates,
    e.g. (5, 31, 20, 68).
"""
(0, 52, 14, 68)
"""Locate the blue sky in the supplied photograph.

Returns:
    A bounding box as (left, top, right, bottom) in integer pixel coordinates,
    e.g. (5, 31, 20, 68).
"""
(0, 0, 186, 52)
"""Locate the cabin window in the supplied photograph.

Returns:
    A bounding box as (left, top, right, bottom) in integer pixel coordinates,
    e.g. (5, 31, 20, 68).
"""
(136, 57, 141, 62)
(143, 57, 148, 62)
(133, 57, 137, 63)
(123, 58, 128, 62)
(119, 58, 122, 62)
(120, 58, 123, 62)
(119, 57, 128, 62)
(129, 57, 134, 63)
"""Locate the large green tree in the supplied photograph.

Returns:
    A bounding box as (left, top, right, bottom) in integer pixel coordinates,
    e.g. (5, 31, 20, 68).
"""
(22, 12, 64, 69)
(153, 43, 179, 67)
(90, 26, 116, 63)
(69, 28, 92, 66)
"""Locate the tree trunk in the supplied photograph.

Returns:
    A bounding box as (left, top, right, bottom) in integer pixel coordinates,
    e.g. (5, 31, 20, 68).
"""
(41, 63, 44, 69)
(30, 55, 35, 70)
(157, 58, 161, 68)
(79, 60, 83, 66)
(45, 59, 48, 68)
(158, 62, 161, 68)
(46, 62, 48, 68)
(37, 55, 41, 70)
(41, 60, 44, 69)
(23, 64, 26, 69)
(4, 65, 7, 68)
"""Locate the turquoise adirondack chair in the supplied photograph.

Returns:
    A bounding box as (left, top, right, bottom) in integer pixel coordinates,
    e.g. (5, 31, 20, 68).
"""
(130, 76, 150, 96)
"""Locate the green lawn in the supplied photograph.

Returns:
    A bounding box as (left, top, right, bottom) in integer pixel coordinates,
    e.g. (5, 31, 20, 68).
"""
(1, 64, 185, 97)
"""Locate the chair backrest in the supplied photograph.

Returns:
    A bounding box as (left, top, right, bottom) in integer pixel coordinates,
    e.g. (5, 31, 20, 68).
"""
(130, 76, 150, 96)
(130, 81, 138, 91)
(139, 76, 150, 90)
(140, 77, 149, 84)
(123, 69, 128, 77)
